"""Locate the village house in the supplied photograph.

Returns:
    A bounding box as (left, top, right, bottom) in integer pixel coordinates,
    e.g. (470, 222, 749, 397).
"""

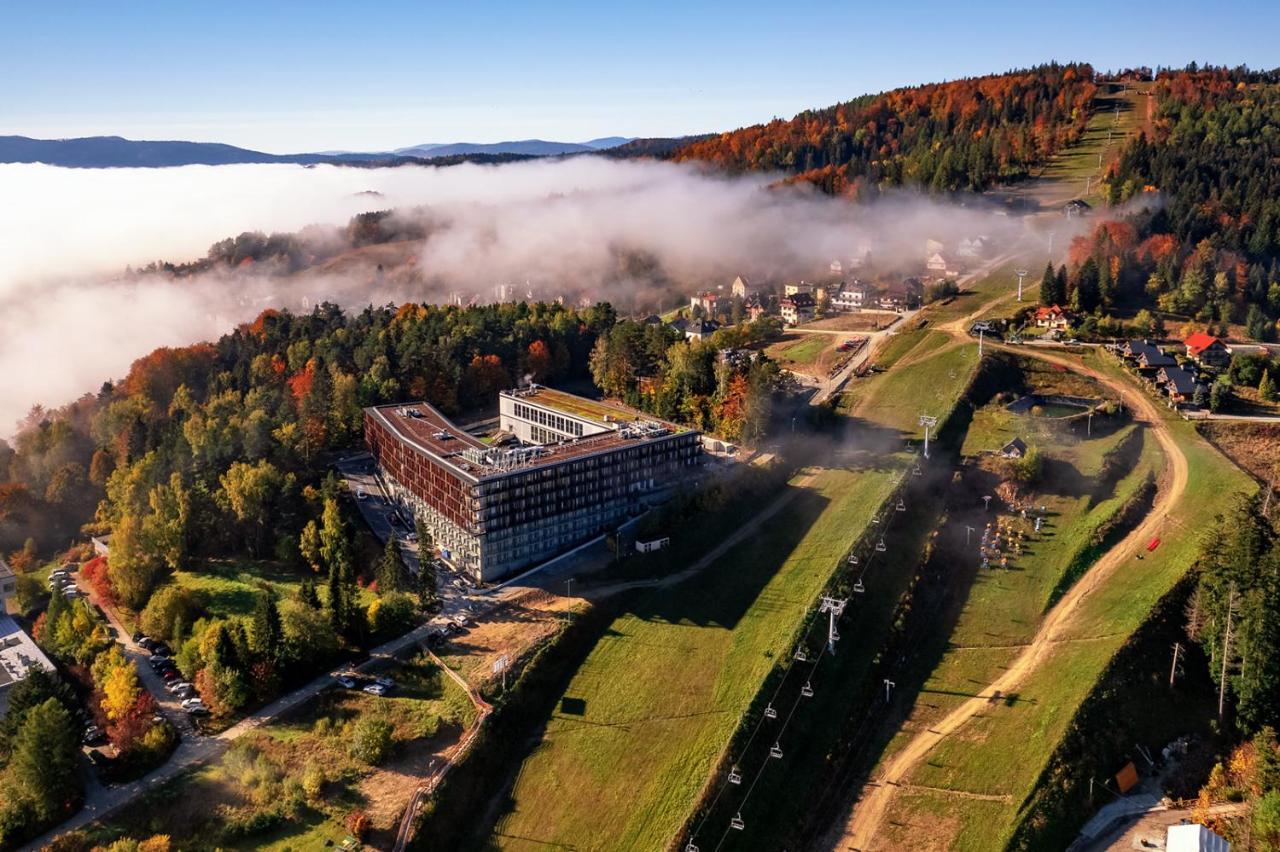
(784, 281, 813, 297)
(877, 279, 923, 312)
(689, 291, 720, 315)
(1158, 365, 1203, 404)
(1033, 304, 1076, 330)
(681, 317, 720, 342)
(780, 292, 815, 325)
(744, 297, 768, 322)
(1184, 332, 1231, 369)
(830, 283, 866, 313)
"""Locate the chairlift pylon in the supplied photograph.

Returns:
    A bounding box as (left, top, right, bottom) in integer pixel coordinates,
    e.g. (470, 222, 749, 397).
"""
(876, 538, 887, 553)
(730, 813, 745, 831)
(801, 681, 814, 698)
(764, 703, 777, 719)
(770, 742, 783, 759)
(728, 766, 742, 785)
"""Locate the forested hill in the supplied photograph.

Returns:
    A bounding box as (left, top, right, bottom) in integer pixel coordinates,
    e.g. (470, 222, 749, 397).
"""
(673, 63, 1097, 195)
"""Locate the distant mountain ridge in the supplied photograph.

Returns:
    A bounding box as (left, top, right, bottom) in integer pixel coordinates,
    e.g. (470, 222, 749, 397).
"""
(0, 134, 638, 168)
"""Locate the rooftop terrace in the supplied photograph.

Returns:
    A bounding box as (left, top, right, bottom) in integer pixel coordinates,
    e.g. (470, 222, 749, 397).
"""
(501, 385, 691, 432)
(368, 395, 693, 482)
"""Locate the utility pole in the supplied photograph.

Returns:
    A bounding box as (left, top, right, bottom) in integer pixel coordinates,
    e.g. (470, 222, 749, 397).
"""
(883, 679, 896, 703)
(983, 495, 993, 511)
(1014, 268, 1028, 302)
(566, 577, 575, 599)
(965, 525, 976, 547)
(1170, 642, 1182, 688)
(1219, 584, 1237, 720)
(978, 328, 985, 358)
(919, 415, 938, 460)
(820, 597, 848, 654)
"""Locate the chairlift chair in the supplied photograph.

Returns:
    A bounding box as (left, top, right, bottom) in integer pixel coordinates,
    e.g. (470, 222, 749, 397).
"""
(801, 681, 814, 698)
(728, 766, 742, 785)
(853, 578, 865, 593)
(896, 499, 906, 512)
(913, 465, 922, 476)
(794, 647, 808, 662)
(876, 539, 887, 553)
(730, 813, 745, 831)
(686, 843, 700, 852)
(764, 703, 777, 719)
(770, 742, 784, 759)
(847, 554, 858, 565)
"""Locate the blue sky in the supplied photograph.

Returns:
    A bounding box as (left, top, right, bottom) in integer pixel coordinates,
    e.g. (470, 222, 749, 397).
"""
(2, 0, 1276, 152)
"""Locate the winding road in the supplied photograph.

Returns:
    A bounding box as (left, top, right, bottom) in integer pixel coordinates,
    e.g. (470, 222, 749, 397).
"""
(827, 282, 1191, 851)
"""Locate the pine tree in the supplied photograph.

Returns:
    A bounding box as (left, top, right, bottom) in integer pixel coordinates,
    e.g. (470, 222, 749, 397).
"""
(249, 587, 282, 660)
(9, 699, 79, 823)
(298, 578, 321, 609)
(1039, 262, 1059, 306)
(377, 536, 402, 592)
(1261, 369, 1277, 402)
(417, 557, 439, 612)
(327, 560, 346, 636)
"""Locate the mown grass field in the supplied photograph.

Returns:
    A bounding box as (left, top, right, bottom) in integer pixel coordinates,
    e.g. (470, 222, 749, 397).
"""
(874, 350, 1255, 851)
(763, 331, 840, 376)
(490, 463, 904, 849)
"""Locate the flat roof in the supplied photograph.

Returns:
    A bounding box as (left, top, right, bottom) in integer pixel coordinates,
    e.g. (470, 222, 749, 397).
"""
(501, 385, 690, 431)
(368, 397, 696, 483)
(0, 615, 54, 690)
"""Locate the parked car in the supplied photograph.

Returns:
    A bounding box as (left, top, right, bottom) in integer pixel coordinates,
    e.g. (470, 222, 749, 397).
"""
(49, 569, 69, 581)
(336, 676, 357, 689)
(180, 698, 204, 710)
(132, 630, 145, 643)
(362, 684, 387, 697)
(63, 589, 83, 599)
(151, 642, 172, 657)
(160, 669, 181, 682)
(83, 725, 105, 745)
(138, 637, 158, 651)
(374, 675, 395, 689)
(185, 706, 210, 717)
(167, 680, 193, 693)
(175, 686, 196, 701)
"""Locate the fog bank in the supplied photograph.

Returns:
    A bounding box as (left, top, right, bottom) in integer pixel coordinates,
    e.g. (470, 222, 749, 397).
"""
(0, 157, 1037, 435)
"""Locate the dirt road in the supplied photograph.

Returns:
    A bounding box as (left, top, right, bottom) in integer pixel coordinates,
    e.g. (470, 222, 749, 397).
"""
(827, 340, 1190, 851)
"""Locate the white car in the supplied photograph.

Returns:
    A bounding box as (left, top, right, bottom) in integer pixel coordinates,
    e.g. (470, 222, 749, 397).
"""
(180, 697, 205, 710)
(362, 684, 387, 697)
(336, 676, 357, 689)
(167, 681, 193, 694)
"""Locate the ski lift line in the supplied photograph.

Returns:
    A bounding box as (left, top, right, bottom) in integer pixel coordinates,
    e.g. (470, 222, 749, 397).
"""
(709, 647, 829, 852)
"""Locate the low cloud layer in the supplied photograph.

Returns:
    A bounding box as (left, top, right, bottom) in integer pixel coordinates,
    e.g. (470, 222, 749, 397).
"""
(0, 157, 1044, 436)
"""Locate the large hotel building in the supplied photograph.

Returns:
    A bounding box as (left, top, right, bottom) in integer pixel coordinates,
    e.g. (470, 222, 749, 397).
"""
(363, 386, 701, 582)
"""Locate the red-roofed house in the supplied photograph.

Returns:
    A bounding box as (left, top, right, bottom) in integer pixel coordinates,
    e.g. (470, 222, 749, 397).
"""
(1033, 305, 1075, 330)
(1184, 332, 1230, 369)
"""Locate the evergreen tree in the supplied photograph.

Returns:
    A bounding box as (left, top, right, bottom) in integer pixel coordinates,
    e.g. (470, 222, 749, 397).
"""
(1039, 262, 1060, 306)
(298, 578, 321, 609)
(249, 587, 282, 660)
(1261, 369, 1277, 402)
(8, 699, 79, 824)
(417, 557, 440, 612)
(377, 535, 402, 592)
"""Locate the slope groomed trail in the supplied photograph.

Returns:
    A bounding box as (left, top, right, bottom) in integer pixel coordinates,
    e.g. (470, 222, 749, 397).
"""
(829, 342, 1189, 851)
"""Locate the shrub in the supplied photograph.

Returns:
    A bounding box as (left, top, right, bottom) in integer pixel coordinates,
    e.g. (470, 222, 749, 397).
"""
(301, 762, 325, 800)
(350, 716, 394, 765)
(138, 586, 202, 643)
(345, 809, 370, 839)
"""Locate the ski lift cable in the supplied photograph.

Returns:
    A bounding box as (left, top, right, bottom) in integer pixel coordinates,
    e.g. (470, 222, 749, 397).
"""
(710, 647, 829, 852)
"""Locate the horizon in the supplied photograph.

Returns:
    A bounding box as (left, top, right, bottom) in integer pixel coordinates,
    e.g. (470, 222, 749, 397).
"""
(3, 0, 1277, 153)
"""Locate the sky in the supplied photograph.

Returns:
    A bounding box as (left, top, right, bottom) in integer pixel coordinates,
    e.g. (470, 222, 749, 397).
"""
(2, 0, 1277, 153)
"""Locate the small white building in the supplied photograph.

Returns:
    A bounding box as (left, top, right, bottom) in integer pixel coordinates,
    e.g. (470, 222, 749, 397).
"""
(830, 285, 866, 313)
(784, 281, 813, 297)
(636, 537, 670, 554)
(1167, 823, 1229, 852)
